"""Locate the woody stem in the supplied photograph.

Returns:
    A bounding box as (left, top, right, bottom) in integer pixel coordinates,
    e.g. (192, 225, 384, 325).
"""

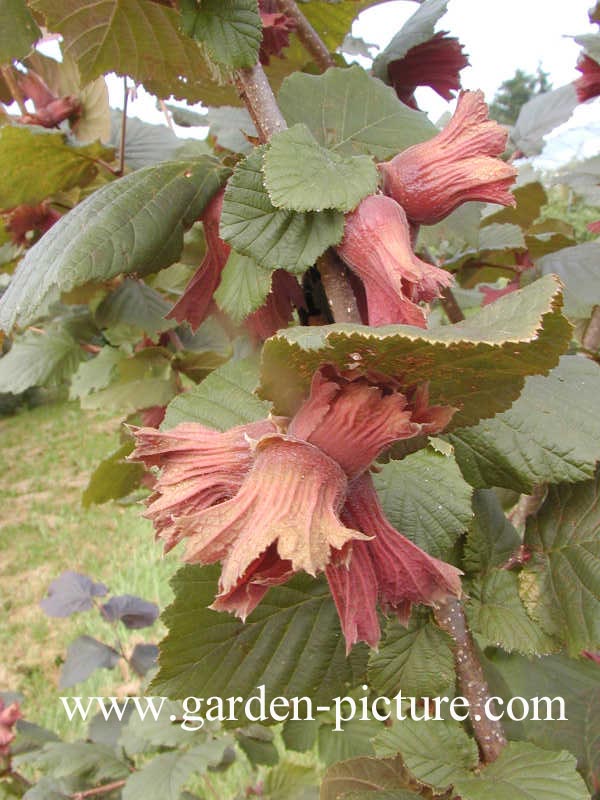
(234, 64, 286, 142)
(275, 0, 336, 70)
(433, 599, 507, 763)
(235, 40, 505, 767)
(233, 61, 357, 321)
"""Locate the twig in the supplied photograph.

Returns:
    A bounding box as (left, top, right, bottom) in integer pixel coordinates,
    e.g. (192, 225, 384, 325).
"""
(71, 779, 127, 799)
(118, 76, 128, 176)
(1, 65, 27, 114)
(507, 484, 546, 531)
(2, 768, 31, 791)
(420, 245, 465, 323)
(317, 251, 361, 323)
(276, 0, 336, 71)
(582, 306, 600, 353)
(159, 99, 175, 132)
(440, 286, 466, 323)
(234, 64, 286, 142)
(433, 599, 507, 763)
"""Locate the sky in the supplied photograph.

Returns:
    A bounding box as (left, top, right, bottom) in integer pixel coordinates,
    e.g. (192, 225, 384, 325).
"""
(38, 0, 600, 167)
(356, 0, 594, 117)
(354, 0, 600, 166)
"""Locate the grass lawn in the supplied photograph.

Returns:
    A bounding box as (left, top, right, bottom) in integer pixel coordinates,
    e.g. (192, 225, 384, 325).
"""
(0, 401, 177, 739)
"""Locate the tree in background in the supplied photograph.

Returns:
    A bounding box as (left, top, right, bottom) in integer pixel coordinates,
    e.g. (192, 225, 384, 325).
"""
(489, 66, 552, 124)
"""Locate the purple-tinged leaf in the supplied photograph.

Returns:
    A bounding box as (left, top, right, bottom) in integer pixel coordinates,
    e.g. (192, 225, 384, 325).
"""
(59, 636, 120, 689)
(40, 571, 108, 617)
(101, 595, 159, 629)
(130, 644, 159, 677)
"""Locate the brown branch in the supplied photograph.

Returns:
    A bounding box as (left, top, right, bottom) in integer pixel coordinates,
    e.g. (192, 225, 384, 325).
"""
(317, 251, 361, 323)
(71, 779, 127, 799)
(418, 244, 465, 323)
(440, 286, 466, 323)
(1, 65, 27, 114)
(433, 599, 507, 763)
(234, 64, 286, 143)
(276, 0, 336, 71)
(582, 305, 600, 353)
(234, 61, 359, 321)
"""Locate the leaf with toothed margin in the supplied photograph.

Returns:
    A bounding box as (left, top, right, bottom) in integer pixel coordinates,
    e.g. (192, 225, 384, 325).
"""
(259, 275, 571, 429)
(278, 65, 435, 160)
(28, 0, 239, 105)
(448, 356, 600, 493)
(150, 565, 367, 721)
(0, 158, 229, 332)
(520, 472, 600, 655)
(372, 0, 449, 84)
(180, 0, 262, 69)
(263, 123, 379, 213)
(220, 147, 345, 274)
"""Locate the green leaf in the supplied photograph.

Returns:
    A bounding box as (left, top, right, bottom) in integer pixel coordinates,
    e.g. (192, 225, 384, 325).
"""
(417, 202, 483, 253)
(372, 0, 448, 83)
(236, 725, 279, 766)
(20, 777, 74, 800)
(464, 490, 521, 576)
(373, 446, 472, 560)
(150, 565, 367, 720)
(278, 65, 435, 160)
(449, 357, 600, 493)
(539, 241, 600, 319)
(511, 84, 578, 158)
(317, 718, 379, 767)
(162, 357, 270, 430)
(320, 756, 421, 800)
(0, 329, 84, 394)
(0, 125, 112, 209)
(367, 613, 455, 698)
(259, 274, 571, 427)
(171, 317, 232, 382)
(482, 652, 600, 793)
(94, 278, 177, 341)
(181, 0, 262, 69)
(374, 718, 478, 790)
(69, 348, 125, 401)
(80, 348, 177, 415)
(282, 718, 319, 753)
(214, 250, 273, 323)
(122, 741, 229, 800)
(301, 1, 383, 51)
(467, 570, 558, 656)
(521, 474, 600, 654)
(28, 0, 238, 105)
(108, 111, 188, 170)
(20, 742, 128, 783)
(483, 181, 547, 229)
(206, 105, 256, 153)
(82, 440, 145, 508)
(118, 700, 193, 754)
(0, 0, 41, 63)
(453, 741, 589, 800)
(220, 147, 344, 274)
(0, 157, 229, 331)
(263, 124, 378, 213)
(262, 758, 320, 800)
(478, 223, 526, 251)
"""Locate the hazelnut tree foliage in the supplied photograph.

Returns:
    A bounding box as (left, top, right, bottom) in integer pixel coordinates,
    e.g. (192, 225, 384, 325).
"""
(1, 0, 600, 798)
